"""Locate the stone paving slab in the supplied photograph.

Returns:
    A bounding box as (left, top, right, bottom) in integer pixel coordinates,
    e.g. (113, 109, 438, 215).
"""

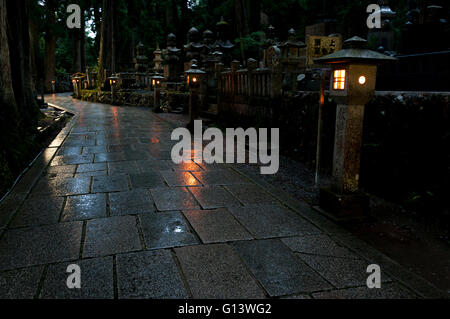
(45, 165, 77, 176)
(174, 244, 266, 299)
(61, 194, 107, 222)
(108, 161, 141, 175)
(76, 163, 107, 173)
(137, 159, 172, 172)
(166, 161, 204, 172)
(192, 170, 249, 186)
(0, 266, 44, 299)
(161, 171, 201, 187)
(51, 154, 94, 166)
(183, 209, 252, 244)
(94, 152, 127, 163)
(0, 193, 27, 228)
(57, 147, 82, 156)
(116, 250, 188, 299)
(130, 172, 166, 189)
(10, 196, 65, 228)
(281, 234, 360, 259)
(312, 282, 417, 299)
(232, 239, 333, 297)
(297, 253, 391, 289)
(83, 215, 142, 258)
(109, 189, 155, 216)
(82, 146, 108, 155)
(139, 211, 199, 249)
(75, 171, 108, 178)
(31, 176, 91, 196)
(189, 186, 242, 209)
(224, 184, 279, 206)
(150, 187, 200, 211)
(228, 204, 321, 239)
(40, 257, 114, 299)
(0, 222, 83, 271)
(91, 175, 130, 193)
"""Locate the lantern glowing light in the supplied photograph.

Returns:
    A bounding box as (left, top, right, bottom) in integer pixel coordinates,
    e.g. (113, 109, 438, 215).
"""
(358, 75, 366, 85)
(333, 69, 346, 90)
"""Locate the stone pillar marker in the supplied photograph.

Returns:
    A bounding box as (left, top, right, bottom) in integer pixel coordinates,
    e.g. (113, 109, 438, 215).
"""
(315, 36, 397, 217)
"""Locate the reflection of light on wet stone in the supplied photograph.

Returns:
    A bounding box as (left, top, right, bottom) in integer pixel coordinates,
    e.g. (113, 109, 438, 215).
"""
(174, 226, 183, 233)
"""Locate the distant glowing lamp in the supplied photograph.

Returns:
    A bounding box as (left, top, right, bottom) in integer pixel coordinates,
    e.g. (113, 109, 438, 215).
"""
(185, 62, 205, 89)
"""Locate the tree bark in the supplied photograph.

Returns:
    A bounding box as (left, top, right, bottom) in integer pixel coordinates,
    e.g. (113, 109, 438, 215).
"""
(98, 0, 117, 86)
(72, 1, 86, 73)
(0, 0, 17, 112)
(6, 0, 39, 126)
(44, 0, 57, 91)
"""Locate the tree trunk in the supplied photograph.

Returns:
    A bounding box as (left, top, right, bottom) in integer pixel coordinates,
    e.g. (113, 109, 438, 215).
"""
(72, 2, 86, 74)
(44, 0, 57, 91)
(0, 0, 17, 111)
(6, 0, 39, 126)
(93, 3, 102, 52)
(98, 0, 117, 86)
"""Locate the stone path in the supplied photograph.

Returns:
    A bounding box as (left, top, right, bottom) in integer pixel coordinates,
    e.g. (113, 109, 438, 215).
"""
(0, 94, 444, 299)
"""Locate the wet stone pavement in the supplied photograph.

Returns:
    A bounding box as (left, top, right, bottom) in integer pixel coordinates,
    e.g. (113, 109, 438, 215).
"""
(0, 94, 439, 299)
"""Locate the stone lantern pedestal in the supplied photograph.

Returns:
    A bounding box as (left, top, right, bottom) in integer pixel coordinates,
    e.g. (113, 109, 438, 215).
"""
(315, 36, 397, 219)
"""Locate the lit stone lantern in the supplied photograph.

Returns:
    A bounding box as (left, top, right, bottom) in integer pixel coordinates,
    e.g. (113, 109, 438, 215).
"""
(315, 36, 396, 216)
(72, 76, 82, 99)
(108, 75, 119, 104)
(152, 74, 164, 113)
(185, 62, 206, 131)
(51, 79, 56, 94)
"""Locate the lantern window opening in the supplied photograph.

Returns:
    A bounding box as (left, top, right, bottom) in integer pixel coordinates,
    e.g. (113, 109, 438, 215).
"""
(333, 69, 346, 90)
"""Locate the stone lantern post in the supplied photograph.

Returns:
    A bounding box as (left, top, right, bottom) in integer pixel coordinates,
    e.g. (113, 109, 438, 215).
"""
(152, 74, 164, 113)
(72, 76, 82, 99)
(315, 36, 397, 217)
(108, 75, 119, 104)
(51, 79, 56, 94)
(185, 63, 206, 131)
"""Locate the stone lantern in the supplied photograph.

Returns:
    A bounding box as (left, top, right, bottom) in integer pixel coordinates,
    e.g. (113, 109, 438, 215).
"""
(152, 74, 164, 113)
(185, 27, 204, 69)
(108, 75, 119, 104)
(279, 28, 306, 90)
(72, 76, 82, 99)
(164, 33, 182, 84)
(315, 36, 397, 216)
(185, 62, 206, 131)
(153, 43, 163, 74)
(134, 42, 149, 87)
(51, 79, 56, 94)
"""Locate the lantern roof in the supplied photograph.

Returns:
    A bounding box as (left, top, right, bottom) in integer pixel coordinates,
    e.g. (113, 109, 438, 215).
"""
(278, 28, 306, 48)
(152, 73, 165, 80)
(185, 63, 206, 75)
(314, 36, 397, 64)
